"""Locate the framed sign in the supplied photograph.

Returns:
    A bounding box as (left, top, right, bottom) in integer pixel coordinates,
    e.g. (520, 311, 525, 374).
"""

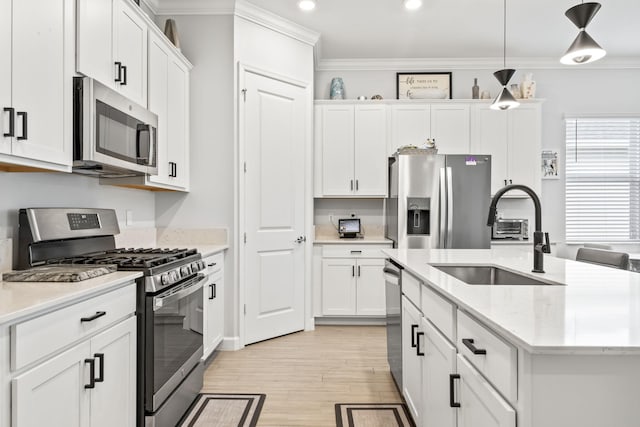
(396, 72, 452, 100)
(541, 150, 560, 179)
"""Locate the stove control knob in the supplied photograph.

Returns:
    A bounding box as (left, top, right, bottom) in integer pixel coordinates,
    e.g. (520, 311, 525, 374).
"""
(161, 273, 170, 286)
(191, 261, 202, 272)
(200, 261, 207, 270)
(181, 266, 191, 276)
(169, 271, 178, 283)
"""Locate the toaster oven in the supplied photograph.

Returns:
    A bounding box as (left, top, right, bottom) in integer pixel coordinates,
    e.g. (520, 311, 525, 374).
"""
(492, 218, 529, 240)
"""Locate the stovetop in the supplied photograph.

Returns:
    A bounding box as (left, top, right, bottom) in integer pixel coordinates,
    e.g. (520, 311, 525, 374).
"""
(45, 247, 199, 271)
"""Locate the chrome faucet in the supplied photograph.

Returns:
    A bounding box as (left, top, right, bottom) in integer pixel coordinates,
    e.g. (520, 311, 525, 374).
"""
(487, 184, 550, 273)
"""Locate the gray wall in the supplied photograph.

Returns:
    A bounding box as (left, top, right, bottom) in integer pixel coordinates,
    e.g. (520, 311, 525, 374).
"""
(154, 15, 235, 333)
(315, 68, 640, 250)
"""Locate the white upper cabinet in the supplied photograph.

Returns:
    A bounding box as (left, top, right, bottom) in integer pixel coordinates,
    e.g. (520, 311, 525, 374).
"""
(77, 0, 147, 107)
(390, 103, 471, 155)
(0, 0, 73, 170)
(471, 102, 542, 197)
(315, 103, 387, 197)
(113, 0, 147, 106)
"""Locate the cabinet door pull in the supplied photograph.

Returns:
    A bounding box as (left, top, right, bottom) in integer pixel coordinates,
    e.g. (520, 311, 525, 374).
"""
(416, 331, 424, 356)
(509, 179, 513, 184)
(207, 262, 217, 267)
(504, 179, 507, 186)
(356, 179, 359, 191)
(84, 358, 96, 389)
(3, 107, 14, 137)
(213, 283, 217, 298)
(410, 324, 419, 347)
(81, 311, 107, 323)
(357, 265, 361, 277)
(174, 162, 177, 177)
(462, 338, 487, 355)
(114, 62, 122, 82)
(350, 180, 354, 191)
(94, 353, 104, 383)
(209, 283, 215, 300)
(16, 111, 27, 140)
(121, 65, 127, 86)
(449, 374, 461, 407)
(352, 266, 355, 277)
(350, 250, 362, 254)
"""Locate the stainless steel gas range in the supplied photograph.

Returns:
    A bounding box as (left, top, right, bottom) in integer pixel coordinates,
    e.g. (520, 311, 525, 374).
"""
(17, 208, 205, 427)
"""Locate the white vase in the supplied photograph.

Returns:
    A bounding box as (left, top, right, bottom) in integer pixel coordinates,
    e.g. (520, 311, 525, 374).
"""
(521, 73, 536, 99)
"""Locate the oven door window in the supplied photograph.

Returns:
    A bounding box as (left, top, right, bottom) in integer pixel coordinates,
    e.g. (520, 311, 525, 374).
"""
(95, 100, 156, 167)
(151, 276, 204, 403)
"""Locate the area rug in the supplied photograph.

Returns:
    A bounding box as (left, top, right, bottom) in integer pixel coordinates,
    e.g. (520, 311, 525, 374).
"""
(335, 403, 414, 427)
(178, 393, 266, 427)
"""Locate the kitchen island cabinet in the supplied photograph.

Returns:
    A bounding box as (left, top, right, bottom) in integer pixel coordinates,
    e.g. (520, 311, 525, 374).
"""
(388, 248, 640, 427)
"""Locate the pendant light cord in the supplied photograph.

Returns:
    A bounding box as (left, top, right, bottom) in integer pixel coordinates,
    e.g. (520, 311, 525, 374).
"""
(503, 0, 506, 69)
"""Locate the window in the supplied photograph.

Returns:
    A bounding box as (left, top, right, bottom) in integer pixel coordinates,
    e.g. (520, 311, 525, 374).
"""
(565, 116, 640, 242)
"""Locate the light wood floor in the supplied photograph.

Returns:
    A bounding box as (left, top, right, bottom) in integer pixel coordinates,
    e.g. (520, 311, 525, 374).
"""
(202, 325, 402, 426)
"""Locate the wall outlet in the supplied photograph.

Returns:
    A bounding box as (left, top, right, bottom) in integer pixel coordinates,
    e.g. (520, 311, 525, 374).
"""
(349, 212, 357, 218)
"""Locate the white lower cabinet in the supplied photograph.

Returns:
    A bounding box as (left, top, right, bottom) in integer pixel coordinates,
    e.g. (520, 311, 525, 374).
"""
(402, 296, 423, 426)
(321, 256, 386, 316)
(7, 283, 137, 427)
(12, 315, 136, 427)
(455, 354, 516, 427)
(202, 252, 225, 359)
(422, 318, 456, 427)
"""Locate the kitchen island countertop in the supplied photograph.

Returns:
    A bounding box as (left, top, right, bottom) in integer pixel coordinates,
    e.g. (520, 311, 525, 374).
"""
(384, 248, 640, 354)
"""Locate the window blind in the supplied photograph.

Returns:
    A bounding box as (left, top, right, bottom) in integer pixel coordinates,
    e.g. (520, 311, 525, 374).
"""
(565, 117, 640, 242)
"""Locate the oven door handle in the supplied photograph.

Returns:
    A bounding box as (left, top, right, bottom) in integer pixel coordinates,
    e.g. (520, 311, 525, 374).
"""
(153, 274, 206, 311)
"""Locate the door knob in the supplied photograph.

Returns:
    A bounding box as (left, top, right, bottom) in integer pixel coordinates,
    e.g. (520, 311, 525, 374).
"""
(295, 236, 306, 244)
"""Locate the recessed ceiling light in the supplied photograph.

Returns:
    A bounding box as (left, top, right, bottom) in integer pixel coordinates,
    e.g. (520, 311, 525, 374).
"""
(404, 0, 423, 10)
(298, 0, 316, 11)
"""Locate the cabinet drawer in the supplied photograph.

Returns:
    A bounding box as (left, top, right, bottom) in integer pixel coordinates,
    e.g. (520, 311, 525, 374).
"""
(457, 310, 517, 402)
(11, 283, 136, 371)
(322, 245, 390, 258)
(421, 285, 455, 342)
(401, 271, 421, 308)
(204, 252, 224, 275)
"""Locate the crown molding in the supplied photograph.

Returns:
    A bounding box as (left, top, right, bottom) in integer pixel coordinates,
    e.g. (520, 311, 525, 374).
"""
(315, 56, 640, 71)
(234, 0, 319, 47)
(152, 0, 235, 15)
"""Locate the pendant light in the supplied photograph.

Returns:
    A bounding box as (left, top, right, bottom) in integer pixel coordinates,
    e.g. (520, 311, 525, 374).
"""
(490, 0, 519, 111)
(560, 2, 606, 65)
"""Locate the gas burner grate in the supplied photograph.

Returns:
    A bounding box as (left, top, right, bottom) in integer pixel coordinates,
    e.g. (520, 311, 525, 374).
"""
(45, 248, 199, 270)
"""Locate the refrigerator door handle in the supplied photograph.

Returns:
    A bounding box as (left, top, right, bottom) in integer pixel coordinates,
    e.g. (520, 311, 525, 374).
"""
(446, 166, 454, 248)
(439, 167, 447, 248)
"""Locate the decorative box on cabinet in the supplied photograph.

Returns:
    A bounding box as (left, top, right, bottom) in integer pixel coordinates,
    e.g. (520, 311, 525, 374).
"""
(314, 103, 388, 197)
(77, 0, 148, 107)
(390, 103, 471, 155)
(0, 0, 74, 172)
(8, 283, 137, 427)
(471, 102, 542, 197)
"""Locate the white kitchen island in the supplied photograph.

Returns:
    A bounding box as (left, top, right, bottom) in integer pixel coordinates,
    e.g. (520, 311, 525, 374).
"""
(385, 247, 640, 427)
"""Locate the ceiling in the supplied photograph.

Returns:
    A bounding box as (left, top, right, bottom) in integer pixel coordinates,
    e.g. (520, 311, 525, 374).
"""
(151, 0, 640, 65)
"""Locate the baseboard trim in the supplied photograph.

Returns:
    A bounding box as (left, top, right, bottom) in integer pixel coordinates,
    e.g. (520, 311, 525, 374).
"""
(219, 336, 242, 351)
(314, 317, 386, 326)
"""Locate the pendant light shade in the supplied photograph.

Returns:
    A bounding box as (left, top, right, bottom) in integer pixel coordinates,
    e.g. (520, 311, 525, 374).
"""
(491, 0, 519, 111)
(561, 2, 606, 65)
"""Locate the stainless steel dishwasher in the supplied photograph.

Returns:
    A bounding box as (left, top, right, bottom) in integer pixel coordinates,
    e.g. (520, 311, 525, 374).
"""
(384, 259, 403, 390)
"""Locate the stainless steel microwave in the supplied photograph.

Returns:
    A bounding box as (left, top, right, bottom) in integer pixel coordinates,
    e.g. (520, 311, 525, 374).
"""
(492, 218, 529, 240)
(73, 77, 158, 177)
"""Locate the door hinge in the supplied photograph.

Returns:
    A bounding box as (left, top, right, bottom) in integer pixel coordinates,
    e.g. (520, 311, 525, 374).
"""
(241, 89, 247, 102)
(244, 232, 247, 244)
(244, 304, 247, 315)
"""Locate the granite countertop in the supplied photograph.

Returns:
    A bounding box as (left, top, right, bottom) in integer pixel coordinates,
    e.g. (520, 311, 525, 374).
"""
(314, 235, 393, 244)
(0, 271, 142, 326)
(384, 248, 640, 355)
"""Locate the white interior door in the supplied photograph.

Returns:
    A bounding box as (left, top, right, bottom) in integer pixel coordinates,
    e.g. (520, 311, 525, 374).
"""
(242, 70, 307, 345)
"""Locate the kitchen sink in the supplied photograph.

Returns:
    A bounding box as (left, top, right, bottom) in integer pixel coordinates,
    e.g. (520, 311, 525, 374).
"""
(431, 265, 562, 286)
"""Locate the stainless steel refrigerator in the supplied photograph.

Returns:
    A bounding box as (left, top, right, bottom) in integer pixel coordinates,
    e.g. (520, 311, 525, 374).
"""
(385, 150, 492, 249)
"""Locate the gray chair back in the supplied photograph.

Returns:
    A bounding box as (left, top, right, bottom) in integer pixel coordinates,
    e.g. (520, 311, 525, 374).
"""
(575, 247, 629, 270)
